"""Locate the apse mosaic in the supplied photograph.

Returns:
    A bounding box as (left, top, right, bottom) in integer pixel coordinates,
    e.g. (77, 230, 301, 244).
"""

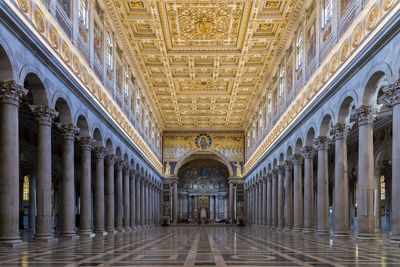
(163, 132, 244, 177)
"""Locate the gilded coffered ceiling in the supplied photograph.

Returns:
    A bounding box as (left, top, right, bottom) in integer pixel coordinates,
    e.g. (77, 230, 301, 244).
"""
(107, 0, 300, 130)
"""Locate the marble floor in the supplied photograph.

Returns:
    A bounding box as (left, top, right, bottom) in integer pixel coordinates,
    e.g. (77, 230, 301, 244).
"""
(0, 226, 400, 267)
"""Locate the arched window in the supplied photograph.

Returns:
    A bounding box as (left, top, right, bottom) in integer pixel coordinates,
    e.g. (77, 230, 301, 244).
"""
(79, 0, 89, 29)
(106, 32, 113, 69)
(296, 31, 303, 70)
(322, 0, 332, 29)
(279, 64, 285, 100)
(23, 176, 29, 201)
(124, 68, 129, 97)
(267, 90, 272, 114)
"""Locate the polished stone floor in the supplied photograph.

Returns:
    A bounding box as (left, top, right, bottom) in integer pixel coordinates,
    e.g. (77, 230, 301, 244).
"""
(1, 226, 400, 266)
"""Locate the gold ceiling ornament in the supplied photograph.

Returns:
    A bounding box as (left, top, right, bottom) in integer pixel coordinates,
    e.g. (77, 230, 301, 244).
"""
(106, 0, 299, 130)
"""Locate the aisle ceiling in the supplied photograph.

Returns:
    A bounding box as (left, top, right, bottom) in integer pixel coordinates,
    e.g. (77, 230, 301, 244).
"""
(107, 0, 299, 130)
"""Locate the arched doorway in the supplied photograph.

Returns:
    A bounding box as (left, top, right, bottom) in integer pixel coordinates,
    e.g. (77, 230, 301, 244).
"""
(176, 158, 229, 223)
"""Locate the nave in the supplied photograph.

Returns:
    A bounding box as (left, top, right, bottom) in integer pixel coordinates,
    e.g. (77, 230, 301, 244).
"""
(0, 226, 399, 267)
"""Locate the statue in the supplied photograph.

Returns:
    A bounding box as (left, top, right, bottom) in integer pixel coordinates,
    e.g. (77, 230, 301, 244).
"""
(164, 161, 171, 176)
(163, 201, 170, 216)
(232, 162, 242, 177)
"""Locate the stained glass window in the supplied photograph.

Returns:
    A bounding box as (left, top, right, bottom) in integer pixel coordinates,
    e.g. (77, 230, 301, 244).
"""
(296, 31, 304, 70)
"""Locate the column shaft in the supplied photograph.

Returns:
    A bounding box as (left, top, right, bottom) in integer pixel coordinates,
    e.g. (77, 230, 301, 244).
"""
(284, 161, 293, 229)
(266, 174, 272, 227)
(79, 138, 95, 237)
(105, 155, 116, 233)
(130, 172, 136, 229)
(277, 166, 285, 229)
(314, 137, 329, 234)
(0, 81, 27, 244)
(123, 166, 130, 231)
(293, 155, 303, 231)
(59, 124, 79, 237)
(94, 147, 106, 234)
(354, 106, 376, 237)
(228, 182, 234, 220)
(272, 171, 278, 228)
(262, 179, 267, 226)
(115, 162, 123, 231)
(332, 123, 349, 236)
(302, 146, 315, 232)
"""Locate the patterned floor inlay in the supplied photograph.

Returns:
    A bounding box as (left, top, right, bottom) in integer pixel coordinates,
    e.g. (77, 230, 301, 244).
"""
(0, 226, 399, 266)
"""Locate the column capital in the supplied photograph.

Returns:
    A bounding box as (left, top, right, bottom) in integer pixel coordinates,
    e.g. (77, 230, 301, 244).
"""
(123, 164, 130, 173)
(129, 167, 136, 176)
(277, 164, 285, 175)
(57, 123, 79, 140)
(380, 79, 400, 106)
(272, 168, 279, 176)
(135, 172, 141, 179)
(313, 136, 330, 151)
(79, 137, 95, 151)
(291, 153, 303, 165)
(115, 160, 124, 171)
(94, 146, 107, 159)
(331, 122, 349, 140)
(301, 146, 315, 159)
(0, 80, 28, 106)
(284, 160, 293, 170)
(105, 154, 116, 165)
(31, 105, 58, 126)
(266, 172, 273, 180)
(351, 105, 377, 125)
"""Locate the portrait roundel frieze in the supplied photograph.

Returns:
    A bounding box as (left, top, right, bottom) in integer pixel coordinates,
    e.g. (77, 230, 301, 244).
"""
(195, 133, 212, 150)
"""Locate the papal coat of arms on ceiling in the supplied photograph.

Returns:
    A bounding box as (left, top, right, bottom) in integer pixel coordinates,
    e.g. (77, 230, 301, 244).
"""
(195, 133, 212, 150)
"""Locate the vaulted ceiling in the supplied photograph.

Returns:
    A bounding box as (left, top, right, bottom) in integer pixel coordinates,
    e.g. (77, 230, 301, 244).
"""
(106, 0, 300, 131)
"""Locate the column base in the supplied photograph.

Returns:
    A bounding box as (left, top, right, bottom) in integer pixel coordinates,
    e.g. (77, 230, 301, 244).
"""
(292, 227, 303, 232)
(316, 229, 330, 235)
(276, 226, 283, 231)
(390, 235, 400, 244)
(34, 234, 58, 243)
(107, 229, 117, 234)
(79, 231, 95, 238)
(59, 233, 79, 240)
(0, 238, 26, 247)
(124, 227, 132, 232)
(357, 233, 379, 242)
(283, 227, 292, 231)
(94, 231, 108, 236)
(303, 228, 314, 233)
